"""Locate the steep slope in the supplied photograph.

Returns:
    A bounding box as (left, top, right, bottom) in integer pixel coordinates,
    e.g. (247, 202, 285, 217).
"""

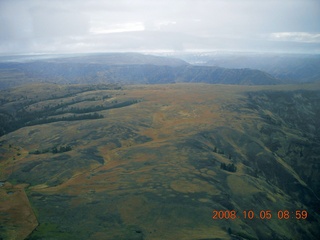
(0, 83, 319, 239)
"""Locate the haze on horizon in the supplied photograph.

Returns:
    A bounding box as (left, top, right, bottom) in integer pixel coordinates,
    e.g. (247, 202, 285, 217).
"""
(0, 0, 320, 55)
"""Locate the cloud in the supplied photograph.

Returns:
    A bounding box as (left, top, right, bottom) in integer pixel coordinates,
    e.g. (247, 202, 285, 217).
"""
(30, 6, 89, 39)
(269, 32, 320, 43)
(90, 22, 145, 34)
(0, 1, 33, 41)
(0, 0, 319, 54)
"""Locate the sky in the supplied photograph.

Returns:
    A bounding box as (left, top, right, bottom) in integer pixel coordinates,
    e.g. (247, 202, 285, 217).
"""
(0, 0, 320, 55)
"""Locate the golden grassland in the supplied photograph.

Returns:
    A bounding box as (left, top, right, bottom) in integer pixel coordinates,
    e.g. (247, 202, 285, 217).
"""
(0, 182, 38, 240)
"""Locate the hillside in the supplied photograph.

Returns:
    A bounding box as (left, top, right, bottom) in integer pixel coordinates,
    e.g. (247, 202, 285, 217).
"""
(175, 53, 320, 83)
(0, 53, 280, 89)
(0, 82, 319, 240)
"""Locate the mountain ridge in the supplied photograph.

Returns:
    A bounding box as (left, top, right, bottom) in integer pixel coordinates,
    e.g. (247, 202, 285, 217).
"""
(0, 52, 280, 89)
(172, 52, 320, 83)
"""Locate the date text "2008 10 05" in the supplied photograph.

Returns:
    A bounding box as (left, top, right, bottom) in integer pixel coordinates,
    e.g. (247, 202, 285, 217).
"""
(212, 210, 308, 220)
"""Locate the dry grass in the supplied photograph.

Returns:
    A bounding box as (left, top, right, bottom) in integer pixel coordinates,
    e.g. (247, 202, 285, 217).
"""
(0, 183, 38, 240)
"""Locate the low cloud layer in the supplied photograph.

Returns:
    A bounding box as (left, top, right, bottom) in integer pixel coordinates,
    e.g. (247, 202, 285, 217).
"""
(270, 32, 320, 43)
(0, 0, 319, 54)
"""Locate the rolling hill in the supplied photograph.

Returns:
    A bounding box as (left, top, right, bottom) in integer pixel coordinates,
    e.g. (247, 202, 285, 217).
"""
(1, 82, 319, 240)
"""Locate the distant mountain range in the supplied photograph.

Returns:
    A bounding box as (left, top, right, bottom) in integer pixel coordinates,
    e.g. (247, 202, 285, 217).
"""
(0, 52, 281, 89)
(2, 52, 320, 89)
(170, 52, 320, 83)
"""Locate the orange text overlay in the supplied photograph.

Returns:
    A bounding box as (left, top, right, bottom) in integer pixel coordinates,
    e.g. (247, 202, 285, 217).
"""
(212, 210, 308, 220)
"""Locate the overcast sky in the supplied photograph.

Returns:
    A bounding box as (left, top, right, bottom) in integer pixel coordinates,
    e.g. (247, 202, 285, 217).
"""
(0, 0, 319, 55)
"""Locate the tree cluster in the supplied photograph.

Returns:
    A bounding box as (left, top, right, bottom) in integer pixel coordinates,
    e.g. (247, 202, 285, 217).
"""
(26, 112, 104, 126)
(30, 145, 72, 155)
(220, 163, 237, 172)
